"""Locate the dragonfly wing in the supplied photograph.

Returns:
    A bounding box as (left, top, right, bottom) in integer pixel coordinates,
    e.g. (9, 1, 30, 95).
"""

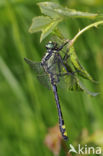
(57, 60, 83, 91)
(50, 35, 66, 45)
(24, 58, 51, 89)
(24, 58, 44, 75)
(51, 36, 68, 51)
(37, 75, 51, 89)
(57, 72, 83, 91)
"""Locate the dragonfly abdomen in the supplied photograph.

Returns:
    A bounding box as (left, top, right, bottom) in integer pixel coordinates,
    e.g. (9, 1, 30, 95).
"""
(52, 84, 68, 141)
(59, 119, 68, 141)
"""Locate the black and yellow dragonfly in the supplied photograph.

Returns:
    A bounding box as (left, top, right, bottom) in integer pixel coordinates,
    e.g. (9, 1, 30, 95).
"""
(24, 39, 78, 141)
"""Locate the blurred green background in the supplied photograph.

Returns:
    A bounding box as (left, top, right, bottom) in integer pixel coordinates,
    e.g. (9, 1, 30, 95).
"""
(0, 0, 103, 156)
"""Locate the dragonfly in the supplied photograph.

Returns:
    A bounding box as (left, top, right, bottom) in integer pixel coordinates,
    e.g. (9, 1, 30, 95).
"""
(24, 39, 76, 141)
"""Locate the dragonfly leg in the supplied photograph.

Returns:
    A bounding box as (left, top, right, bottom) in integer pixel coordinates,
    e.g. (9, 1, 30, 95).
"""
(57, 54, 80, 75)
(63, 49, 71, 61)
(58, 54, 70, 73)
(57, 69, 80, 77)
(57, 40, 69, 51)
(57, 72, 73, 77)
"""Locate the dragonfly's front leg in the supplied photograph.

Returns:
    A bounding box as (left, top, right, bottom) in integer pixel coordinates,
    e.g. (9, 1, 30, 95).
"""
(57, 40, 70, 61)
(57, 40, 69, 51)
(63, 48, 70, 61)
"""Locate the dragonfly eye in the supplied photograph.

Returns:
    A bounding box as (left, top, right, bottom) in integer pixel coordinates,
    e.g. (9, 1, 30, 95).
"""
(46, 41, 57, 50)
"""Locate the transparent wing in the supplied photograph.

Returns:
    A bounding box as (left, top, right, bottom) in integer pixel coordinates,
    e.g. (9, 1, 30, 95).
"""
(51, 35, 64, 45)
(57, 61, 83, 91)
(37, 75, 51, 89)
(51, 35, 68, 49)
(57, 73, 83, 91)
(24, 58, 51, 89)
(24, 58, 44, 75)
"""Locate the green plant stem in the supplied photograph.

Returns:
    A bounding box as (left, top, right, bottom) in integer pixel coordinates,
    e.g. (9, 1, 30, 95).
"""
(69, 20, 103, 47)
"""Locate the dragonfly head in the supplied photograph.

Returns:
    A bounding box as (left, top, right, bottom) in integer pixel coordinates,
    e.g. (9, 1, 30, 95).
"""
(46, 41, 58, 51)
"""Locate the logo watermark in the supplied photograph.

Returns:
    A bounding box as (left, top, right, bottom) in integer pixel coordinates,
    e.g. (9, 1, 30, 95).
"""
(69, 144, 102, 155)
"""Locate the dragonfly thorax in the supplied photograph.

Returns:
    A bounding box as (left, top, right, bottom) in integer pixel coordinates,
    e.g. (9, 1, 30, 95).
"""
(41, 52, 56, 70)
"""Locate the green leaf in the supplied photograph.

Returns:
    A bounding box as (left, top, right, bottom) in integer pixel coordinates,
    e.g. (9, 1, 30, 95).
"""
(29, 16, 62, 41)
(77, 79, 99, 96)
(65, 74, 99, 96)
(66, 75, 83, 91)
(58, 72, 99, 96)
(37, 2, 61, 18)
(40, 18, 62, 42)
(38, 2, 98, 19)
(29, 16, 52, 33)
(69, 47, 96, 83)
